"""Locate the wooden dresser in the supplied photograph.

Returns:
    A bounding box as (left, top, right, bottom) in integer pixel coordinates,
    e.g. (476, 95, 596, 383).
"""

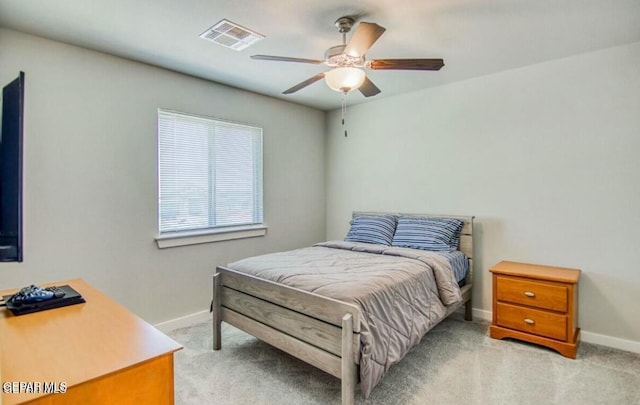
(489, 261, 581, 358)
(0, 279, 183, 404)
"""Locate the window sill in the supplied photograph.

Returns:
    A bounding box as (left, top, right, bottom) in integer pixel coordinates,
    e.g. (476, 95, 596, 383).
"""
(155, 225, 267, 249)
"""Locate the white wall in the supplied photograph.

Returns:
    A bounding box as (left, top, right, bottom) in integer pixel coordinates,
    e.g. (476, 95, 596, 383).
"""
(0, 29, 326, 324)
(326, 42, 640, 344)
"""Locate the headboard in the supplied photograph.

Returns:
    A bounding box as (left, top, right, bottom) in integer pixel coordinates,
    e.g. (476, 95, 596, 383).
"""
(352, 211, 475, 284)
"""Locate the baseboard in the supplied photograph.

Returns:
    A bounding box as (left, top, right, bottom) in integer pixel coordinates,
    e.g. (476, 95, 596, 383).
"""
(472, 307, 640, 354)
(472, 308, 492, 322)
(154, 309, 211, 333)
(580, 330, 640, 354)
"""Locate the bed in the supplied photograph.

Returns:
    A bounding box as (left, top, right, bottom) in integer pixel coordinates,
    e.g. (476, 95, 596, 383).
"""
(212, 212, 474, 404)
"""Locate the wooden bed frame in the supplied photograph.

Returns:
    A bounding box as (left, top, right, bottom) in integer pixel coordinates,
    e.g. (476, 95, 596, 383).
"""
(212, 212, 474, 405)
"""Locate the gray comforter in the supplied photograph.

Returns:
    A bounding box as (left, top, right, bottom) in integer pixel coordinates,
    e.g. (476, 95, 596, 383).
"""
(227, 240, 463, 398)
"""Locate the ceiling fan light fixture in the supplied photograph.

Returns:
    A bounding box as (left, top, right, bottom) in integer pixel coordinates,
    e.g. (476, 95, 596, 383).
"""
(324, 67, 366, 93)
(252, 16, 443, 98)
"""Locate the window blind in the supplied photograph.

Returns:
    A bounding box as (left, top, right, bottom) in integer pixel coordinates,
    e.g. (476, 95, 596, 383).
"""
(157, 109, 263, 235)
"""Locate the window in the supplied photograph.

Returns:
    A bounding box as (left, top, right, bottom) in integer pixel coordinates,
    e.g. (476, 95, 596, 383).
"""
(156, 109, 264, 248)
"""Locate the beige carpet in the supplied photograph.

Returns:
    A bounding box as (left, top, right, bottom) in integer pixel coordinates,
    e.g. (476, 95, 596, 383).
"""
(167, 313, 640, 404)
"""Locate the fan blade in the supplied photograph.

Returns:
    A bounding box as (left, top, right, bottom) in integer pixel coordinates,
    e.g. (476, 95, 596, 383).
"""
(251, 55, 324, 64)
(368, 58, 444, 71)
(283, 73, 326, 94)
(344, 22, 386, 57)
(359, 76, 381, 97)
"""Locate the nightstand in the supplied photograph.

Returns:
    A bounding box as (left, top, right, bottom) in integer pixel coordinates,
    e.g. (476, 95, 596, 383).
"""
(489, 261, 581, 358)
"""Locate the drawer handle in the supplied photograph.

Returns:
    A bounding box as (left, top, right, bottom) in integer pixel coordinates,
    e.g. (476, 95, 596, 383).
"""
(524, 318, 535, 325)
(524, 291, 535, 297)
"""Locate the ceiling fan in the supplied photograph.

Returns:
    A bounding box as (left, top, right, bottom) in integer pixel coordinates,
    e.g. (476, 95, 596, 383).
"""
(251, 16, 444, 97)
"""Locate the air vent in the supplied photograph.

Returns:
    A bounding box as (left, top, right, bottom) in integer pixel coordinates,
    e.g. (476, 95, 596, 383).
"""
(200, 19, 264, 51)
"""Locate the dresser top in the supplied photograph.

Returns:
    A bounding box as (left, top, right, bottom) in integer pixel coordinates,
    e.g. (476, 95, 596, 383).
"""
(490, 261, 581, 283)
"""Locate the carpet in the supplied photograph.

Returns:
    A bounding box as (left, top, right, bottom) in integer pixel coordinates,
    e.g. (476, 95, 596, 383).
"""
(167, 313, 640, 404)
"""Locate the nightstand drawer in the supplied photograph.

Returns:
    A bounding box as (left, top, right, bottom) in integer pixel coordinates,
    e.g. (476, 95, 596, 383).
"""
(496, 302, 567, 341)
(496, 275, 568, 312)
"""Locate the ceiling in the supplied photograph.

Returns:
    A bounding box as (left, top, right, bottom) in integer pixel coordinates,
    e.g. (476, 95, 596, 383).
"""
(1, 0, 639, 111)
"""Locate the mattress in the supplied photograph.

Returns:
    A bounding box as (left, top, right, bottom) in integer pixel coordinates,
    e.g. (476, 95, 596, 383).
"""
(437, 250, 470, 285)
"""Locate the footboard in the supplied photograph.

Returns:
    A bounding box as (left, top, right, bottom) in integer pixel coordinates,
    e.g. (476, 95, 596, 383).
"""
(213, 266, 361, 405)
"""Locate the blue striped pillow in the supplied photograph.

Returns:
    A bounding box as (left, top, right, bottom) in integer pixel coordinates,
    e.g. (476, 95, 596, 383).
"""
(344, 215, 397, 245)
(391, 216, 464, 252)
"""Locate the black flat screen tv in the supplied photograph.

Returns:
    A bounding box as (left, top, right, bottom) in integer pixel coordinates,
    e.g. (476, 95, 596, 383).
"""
(0, 72, 24, 262)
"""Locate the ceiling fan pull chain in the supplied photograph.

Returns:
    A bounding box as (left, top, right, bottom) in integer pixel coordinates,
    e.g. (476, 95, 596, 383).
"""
(341, 92, 348, 137)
